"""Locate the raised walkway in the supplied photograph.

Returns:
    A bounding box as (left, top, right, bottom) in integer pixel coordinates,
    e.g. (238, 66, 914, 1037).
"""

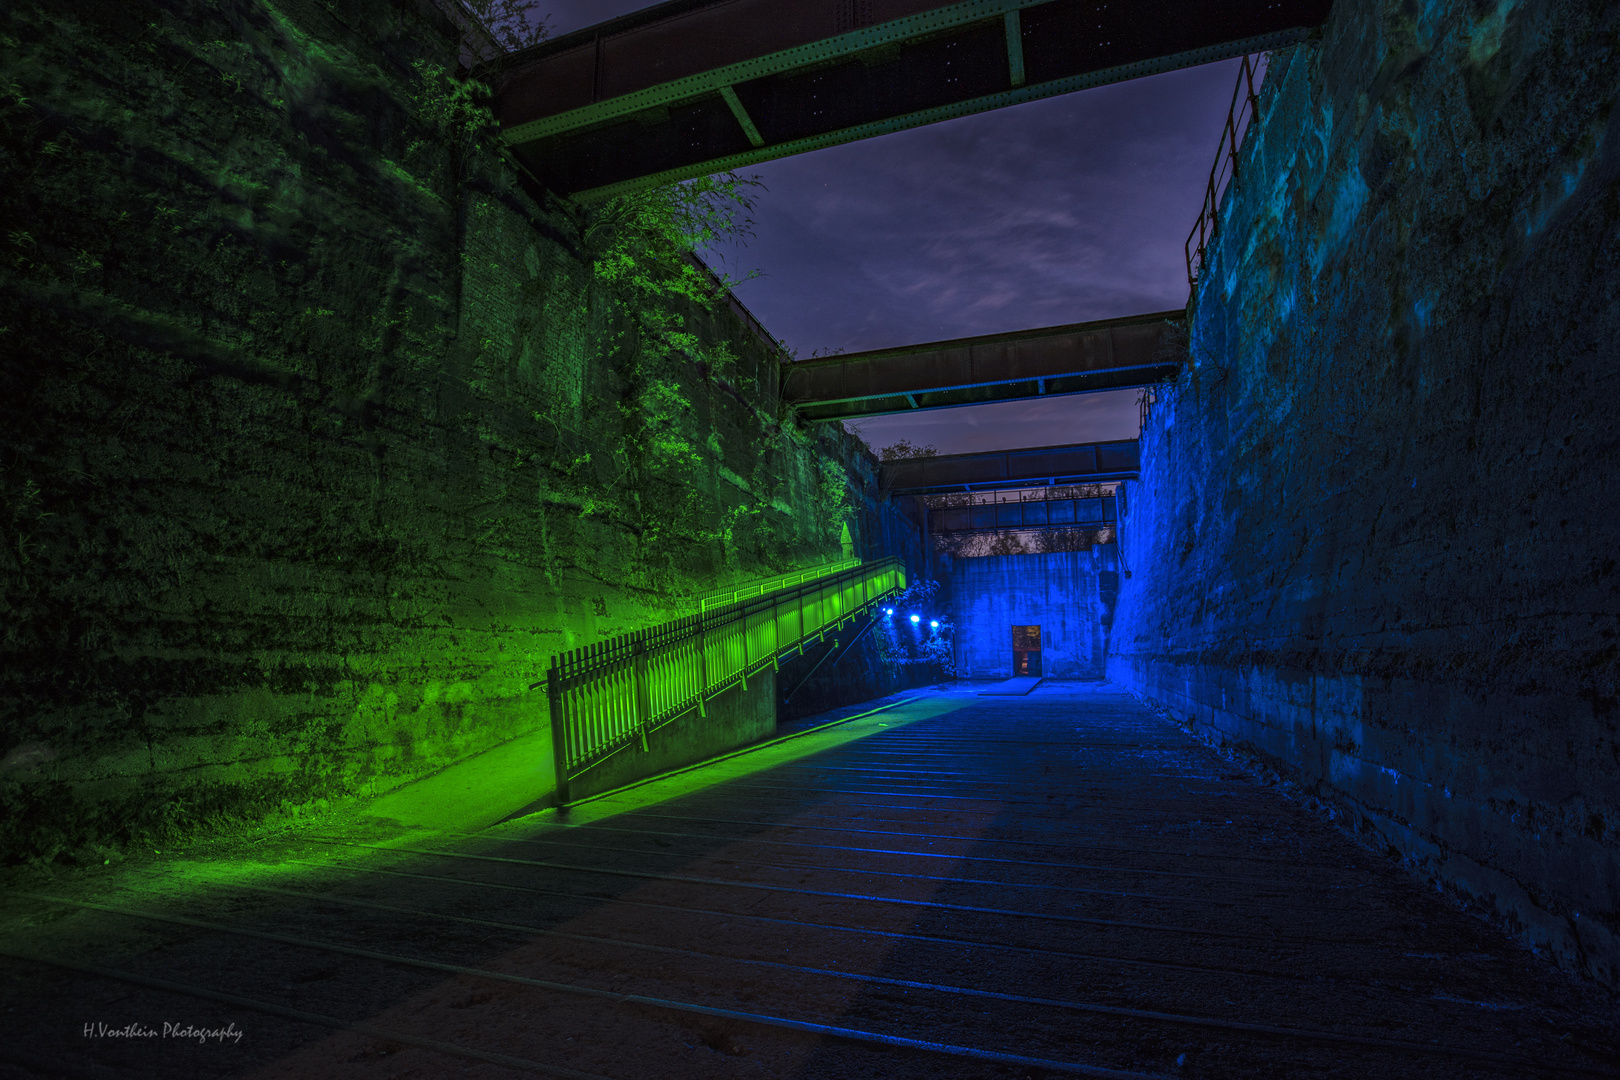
(3, 683, 1616, 1079)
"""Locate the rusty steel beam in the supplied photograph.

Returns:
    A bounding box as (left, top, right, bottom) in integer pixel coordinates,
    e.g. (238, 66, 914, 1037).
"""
(487, 0, 1335, 200)
(881, 440, 1139, 494)
(779, 310, 1185, 422)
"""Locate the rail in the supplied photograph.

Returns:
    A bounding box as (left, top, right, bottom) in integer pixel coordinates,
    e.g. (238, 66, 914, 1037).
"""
(539, 557, 906, 805)
(699, 557, 861, 613)
(1185, 53, 1266, 287)
(929, 494, 1117, 535)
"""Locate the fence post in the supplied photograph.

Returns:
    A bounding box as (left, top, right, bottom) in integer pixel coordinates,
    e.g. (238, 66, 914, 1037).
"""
(696, 621, 708, 717)
(546, 659, 571, 809)
(633, 641, 651, 752)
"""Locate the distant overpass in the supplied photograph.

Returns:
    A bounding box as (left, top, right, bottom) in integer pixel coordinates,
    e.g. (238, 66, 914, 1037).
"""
(880, 439, 1138, 494)
(488, 0, 1334, 200)
(780, 311, 1184, 422)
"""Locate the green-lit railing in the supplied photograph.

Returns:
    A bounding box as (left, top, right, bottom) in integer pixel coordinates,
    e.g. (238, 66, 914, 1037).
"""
(539, 557, 905, 805)
(698, 557, 861, 612)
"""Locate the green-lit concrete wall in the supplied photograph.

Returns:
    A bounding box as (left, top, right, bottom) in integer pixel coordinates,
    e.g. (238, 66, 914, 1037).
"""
(565, 674, 779, 805)
(0, 0, 918, 861)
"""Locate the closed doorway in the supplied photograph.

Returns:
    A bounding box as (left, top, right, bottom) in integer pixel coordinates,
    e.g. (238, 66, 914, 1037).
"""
(1012, 625, 1042, 676)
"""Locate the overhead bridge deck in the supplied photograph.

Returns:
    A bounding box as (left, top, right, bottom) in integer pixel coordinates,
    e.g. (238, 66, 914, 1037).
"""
(5, 685, 1613, 1078)
(782, 311, 1186, 422)
(488, 0, 1335, 200)
(882, 438, 1139, 494)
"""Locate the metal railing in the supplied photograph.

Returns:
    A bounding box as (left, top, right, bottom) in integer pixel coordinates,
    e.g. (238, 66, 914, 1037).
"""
(540, 557, 906, 804)
(699, 557, 861, 612)
(1185, 53, 1267, 287)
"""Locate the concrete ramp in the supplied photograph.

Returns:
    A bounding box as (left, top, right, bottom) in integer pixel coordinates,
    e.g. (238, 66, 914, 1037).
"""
(361, 729, 554, 835)
(977, 676, 1043, 696)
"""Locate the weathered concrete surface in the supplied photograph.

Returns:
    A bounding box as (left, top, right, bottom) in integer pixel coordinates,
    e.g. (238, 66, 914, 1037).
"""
(976, 675, 1043, 695)
(0, 0, 921, 863)
(952, 547, 1118, 679)
(5, 685, 1617, 1078)
(1109, 0, 1620, 985)
(361, 727, 555, 836)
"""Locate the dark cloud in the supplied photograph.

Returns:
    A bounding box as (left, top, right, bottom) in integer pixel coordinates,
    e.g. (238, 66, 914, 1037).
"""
(533, 3, 1238, 454)
(712, 63, 1233, 354)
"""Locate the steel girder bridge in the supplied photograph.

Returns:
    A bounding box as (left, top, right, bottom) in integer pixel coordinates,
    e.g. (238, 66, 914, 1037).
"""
(880, 438, 1138, 494)
(483, 2, 1336, 415)
(485, 0, 1334, 202)
(780, 311, 1185, 420)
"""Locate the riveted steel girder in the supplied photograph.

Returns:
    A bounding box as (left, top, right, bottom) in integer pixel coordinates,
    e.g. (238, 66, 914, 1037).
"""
(779, 309, 1185, 422)
(488, 0, 1334, 200)
(881, 440, 1139, 495)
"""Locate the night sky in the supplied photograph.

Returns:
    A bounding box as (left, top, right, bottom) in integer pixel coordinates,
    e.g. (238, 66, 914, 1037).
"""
(537, 2, 1240, 454)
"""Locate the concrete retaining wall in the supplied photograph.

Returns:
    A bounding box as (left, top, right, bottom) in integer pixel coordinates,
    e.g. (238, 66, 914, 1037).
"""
(1109, 0, 1620, 986)
(0, 0, 912, 863)
(952, 547, 1118, 680)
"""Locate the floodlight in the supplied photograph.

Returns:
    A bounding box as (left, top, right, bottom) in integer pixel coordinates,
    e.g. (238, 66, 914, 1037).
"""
(930, 620, 939, 629)
(909, 614, 920, 624)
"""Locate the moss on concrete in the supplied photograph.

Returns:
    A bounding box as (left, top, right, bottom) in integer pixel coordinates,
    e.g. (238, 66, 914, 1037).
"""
(0, 0, 917, 863)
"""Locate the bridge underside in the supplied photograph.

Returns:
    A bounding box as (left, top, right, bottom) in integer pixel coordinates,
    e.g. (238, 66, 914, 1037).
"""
(489, 0, 1334, 200)
(781, 310, 1185, 422)
(880, 438, 1139, 494)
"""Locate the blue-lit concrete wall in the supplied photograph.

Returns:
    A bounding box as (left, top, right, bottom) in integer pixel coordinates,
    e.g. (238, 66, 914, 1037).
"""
(1109, 0, 1620, 985)
(952, 547, 1118, 680)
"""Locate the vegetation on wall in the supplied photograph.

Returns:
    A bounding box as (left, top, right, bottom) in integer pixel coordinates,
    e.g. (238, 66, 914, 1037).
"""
(537, 174, 791, 586)
(463, 0, 549, 52)
(408, 43, 851, 589)
(875, 439, 938, 461)
(0, 0, 892, 866)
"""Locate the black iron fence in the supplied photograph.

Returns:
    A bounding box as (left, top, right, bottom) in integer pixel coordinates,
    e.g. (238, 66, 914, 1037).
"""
(536, 557, 906, 805)
(1185, 53, 1266, 287)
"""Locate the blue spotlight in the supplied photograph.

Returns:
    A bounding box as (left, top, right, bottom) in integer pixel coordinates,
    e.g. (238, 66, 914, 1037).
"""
(930, 620, 939, 629)
(884, 608, 894, 616)
(909, 614, 921, 624)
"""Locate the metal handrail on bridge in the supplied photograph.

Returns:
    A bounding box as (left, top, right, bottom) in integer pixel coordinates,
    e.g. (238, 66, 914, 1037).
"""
(538, 557, 906, 805)
(699, 557, 861, 612)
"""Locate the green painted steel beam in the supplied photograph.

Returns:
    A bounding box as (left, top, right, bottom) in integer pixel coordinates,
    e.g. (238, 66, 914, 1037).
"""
(489, 0, 1334, 200)
(719, 85, 766, 148)
(561, 27, 1311, 203)
(1004, 10, 1026, 87)
(498, 0, 1050, 147)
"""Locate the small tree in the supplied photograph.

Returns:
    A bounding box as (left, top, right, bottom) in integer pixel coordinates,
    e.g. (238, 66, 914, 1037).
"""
(465, 0, 550, 51)
(876, 439, 938, 461)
